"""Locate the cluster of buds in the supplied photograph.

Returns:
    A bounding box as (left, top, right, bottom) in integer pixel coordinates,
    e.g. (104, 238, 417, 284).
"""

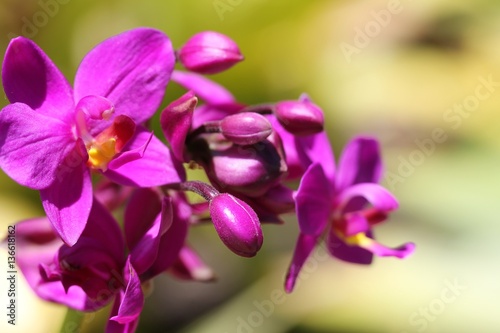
(0, 27, 414, 332)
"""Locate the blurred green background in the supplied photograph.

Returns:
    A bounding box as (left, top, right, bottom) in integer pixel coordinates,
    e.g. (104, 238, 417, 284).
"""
(1, 0, 500, 332)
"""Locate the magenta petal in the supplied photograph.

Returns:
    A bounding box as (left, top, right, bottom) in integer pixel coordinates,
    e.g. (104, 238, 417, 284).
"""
(15, 218, 61, 291)
(285, 233, 318, 293)
(295, 164, 332, 236)
(169, 245, 215, 282)
(363, 239, 416, 258)
(82, 199, 126, 261)
(336, 136, 382, 192)
(327, 229, 373, 265)
(160, 91, 197, 162)
(128, 197, 173, 275)
(124, 188, 163, 249)
(40, 164, 92, 246)
(110, 259, 144, 325)
(336, 183, 399, 213)
(74, 28, 175, 129)
(106, 296, 140, 333)
(2, 37, 73, 117)
(171, 70, 235, 105)
(14, 218, 108, 311)
(296, 130, 336, 185)
(104, 126, 184, 187)
(146, 193, 190, 278)
(0, 103, 76, 189)
(108, 132, 152, 170)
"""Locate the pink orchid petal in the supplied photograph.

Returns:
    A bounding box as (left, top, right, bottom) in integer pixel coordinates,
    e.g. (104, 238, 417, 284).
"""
(106, 295, 140, 333)
(94, 180, 133, 212)
(104, 126, 185, 187)
(81, 199, 126, 262)
(110, 259, 144, 324)
(14, 218, 110, 311)
(107, 131, 151, 170)
(2, 37, 74, 117)
(40, 163, 92, 246)
(128, 197, 173, 275)
(124, 188, 162, 249)
(160, 91, 197, 162)
(146, 193, 190, 278)
(336, 183, 399, 213)
(295, 163, 332, 236)
(285, 233, 319, 293)
(74, 28, 175, 134)
(171, 70, 235, 105)
(296, 130, 336, 185)
(339, 212, 371, 236)
(336, 136, 382, 192)
(169, 245, 215, 282)
(362, 239, 416, 259)
(0, 103, 76, 189)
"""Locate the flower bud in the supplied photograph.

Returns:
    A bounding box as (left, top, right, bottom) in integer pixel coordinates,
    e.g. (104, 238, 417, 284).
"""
(209, 193, 263, 257)
(178, 31, 244, 74)
(274, 98, 324, 136)
(220, 112, 272, 145)
(206, 140, 287, 197)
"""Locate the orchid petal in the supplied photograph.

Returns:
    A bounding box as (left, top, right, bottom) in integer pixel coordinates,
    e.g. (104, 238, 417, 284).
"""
(104, 126, 185, 186)
(94, 180, 133, 212)
(0, 103, 76, 189)
(146, 193, 190, 278)
(295, 163, 332, 236)
(40, 163, 92, 246)
(336, 183, 399, 214)
(360, 237, 416, 259)
(74, 28, 175, 133)
(327, 229, 374, 265)
(160, 91, 197, 162)
(107, 131, 151, 170)
(14, 218, 111, 311)
(110, 259, 144, 325)
(328, 229, 414, 261)
(285, 233, 318, 293)
(81, 198, 126, 262)
(171, 70, 234, 105)
(336, 136, 382, 192)
(169, 245, 215, 282)
(2, 37, 73, 117)
(295, 130, 336, 185)
(124, 188, 162, 249)
(128, 197, 173, 275)
(106, 295, 140, 333)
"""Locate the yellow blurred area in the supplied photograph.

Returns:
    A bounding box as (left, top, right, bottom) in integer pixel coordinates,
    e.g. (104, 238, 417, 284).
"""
(0, 0, 499, 332)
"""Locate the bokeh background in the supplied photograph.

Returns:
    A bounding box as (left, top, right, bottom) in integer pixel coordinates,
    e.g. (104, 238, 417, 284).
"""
(1, 0, 500, 332)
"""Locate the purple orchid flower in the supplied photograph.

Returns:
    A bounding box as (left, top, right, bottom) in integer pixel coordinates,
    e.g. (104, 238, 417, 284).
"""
(14, 190, 195, 333)
(14, 199, 144, 332)
(285, 135, 415, 293)
(0, 28, 182, 245)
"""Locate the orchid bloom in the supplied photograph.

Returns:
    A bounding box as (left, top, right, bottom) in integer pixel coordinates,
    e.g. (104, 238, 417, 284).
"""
(0, 28, 182, 245)
(14, 191, 199, 333)
(14, 199, 144, 332)
(285, 135, 415, 293)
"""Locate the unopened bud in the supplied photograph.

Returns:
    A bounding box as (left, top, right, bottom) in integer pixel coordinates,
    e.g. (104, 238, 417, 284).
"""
(209, 193, 263, 257)
(178, 31, 244, 74)
(220, 112, 272, 145)
(207, 140, 286, 197)
(274, 98, 324, 136)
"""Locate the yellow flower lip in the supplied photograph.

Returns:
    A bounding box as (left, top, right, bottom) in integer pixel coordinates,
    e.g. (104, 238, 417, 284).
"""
(87, 137, 117, 171)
